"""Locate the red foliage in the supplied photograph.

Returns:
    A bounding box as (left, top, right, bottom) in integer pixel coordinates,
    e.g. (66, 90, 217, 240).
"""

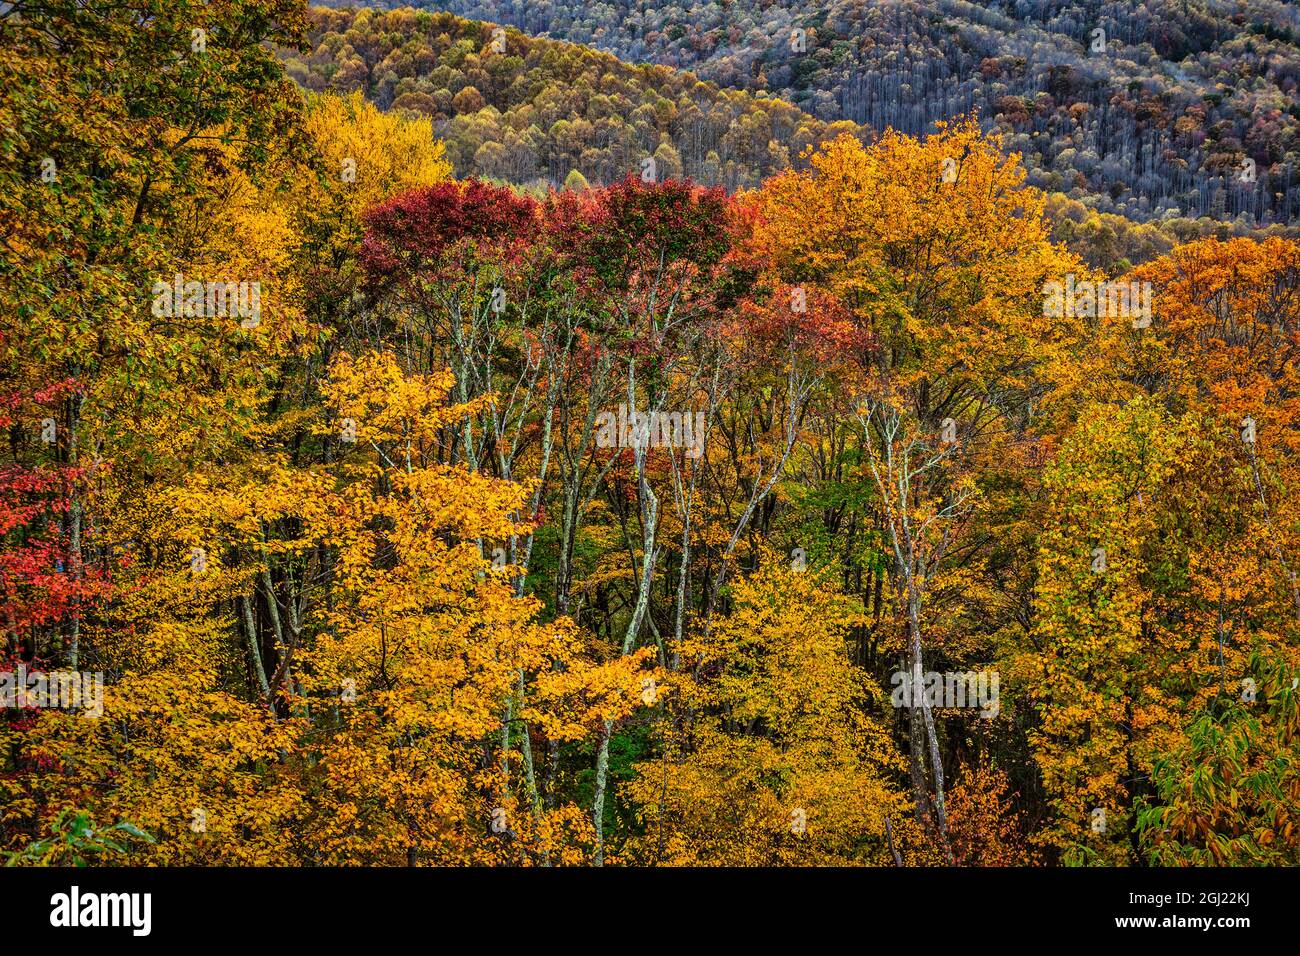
(0, 464, 108, 652)
(731, 283, 877, 372)
(0, 378, 82, 430)
(543, 174, 735, 293)
(360, 178, 540, 277)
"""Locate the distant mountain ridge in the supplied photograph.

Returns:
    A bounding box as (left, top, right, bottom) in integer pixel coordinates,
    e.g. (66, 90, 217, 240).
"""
(322, 0, 1300, 227)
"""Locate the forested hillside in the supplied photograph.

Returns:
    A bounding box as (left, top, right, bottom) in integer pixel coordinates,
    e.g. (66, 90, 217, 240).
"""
(282, 7, 858, 191)
(4, 0, 1300, 870)
(348, 0, 1300, 227)
(287, 6, 1297, 273)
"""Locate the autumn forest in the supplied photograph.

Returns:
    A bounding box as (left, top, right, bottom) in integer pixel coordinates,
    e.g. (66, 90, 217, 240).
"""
(2, 0, 1299, 874)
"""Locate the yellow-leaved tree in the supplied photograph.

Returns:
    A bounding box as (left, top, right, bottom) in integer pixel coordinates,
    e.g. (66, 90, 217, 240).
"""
(5, 351, 653, 865)
(624, 555, 916, 865)
(749, 120, 1090, 852)
(296, 351, 654, 865)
